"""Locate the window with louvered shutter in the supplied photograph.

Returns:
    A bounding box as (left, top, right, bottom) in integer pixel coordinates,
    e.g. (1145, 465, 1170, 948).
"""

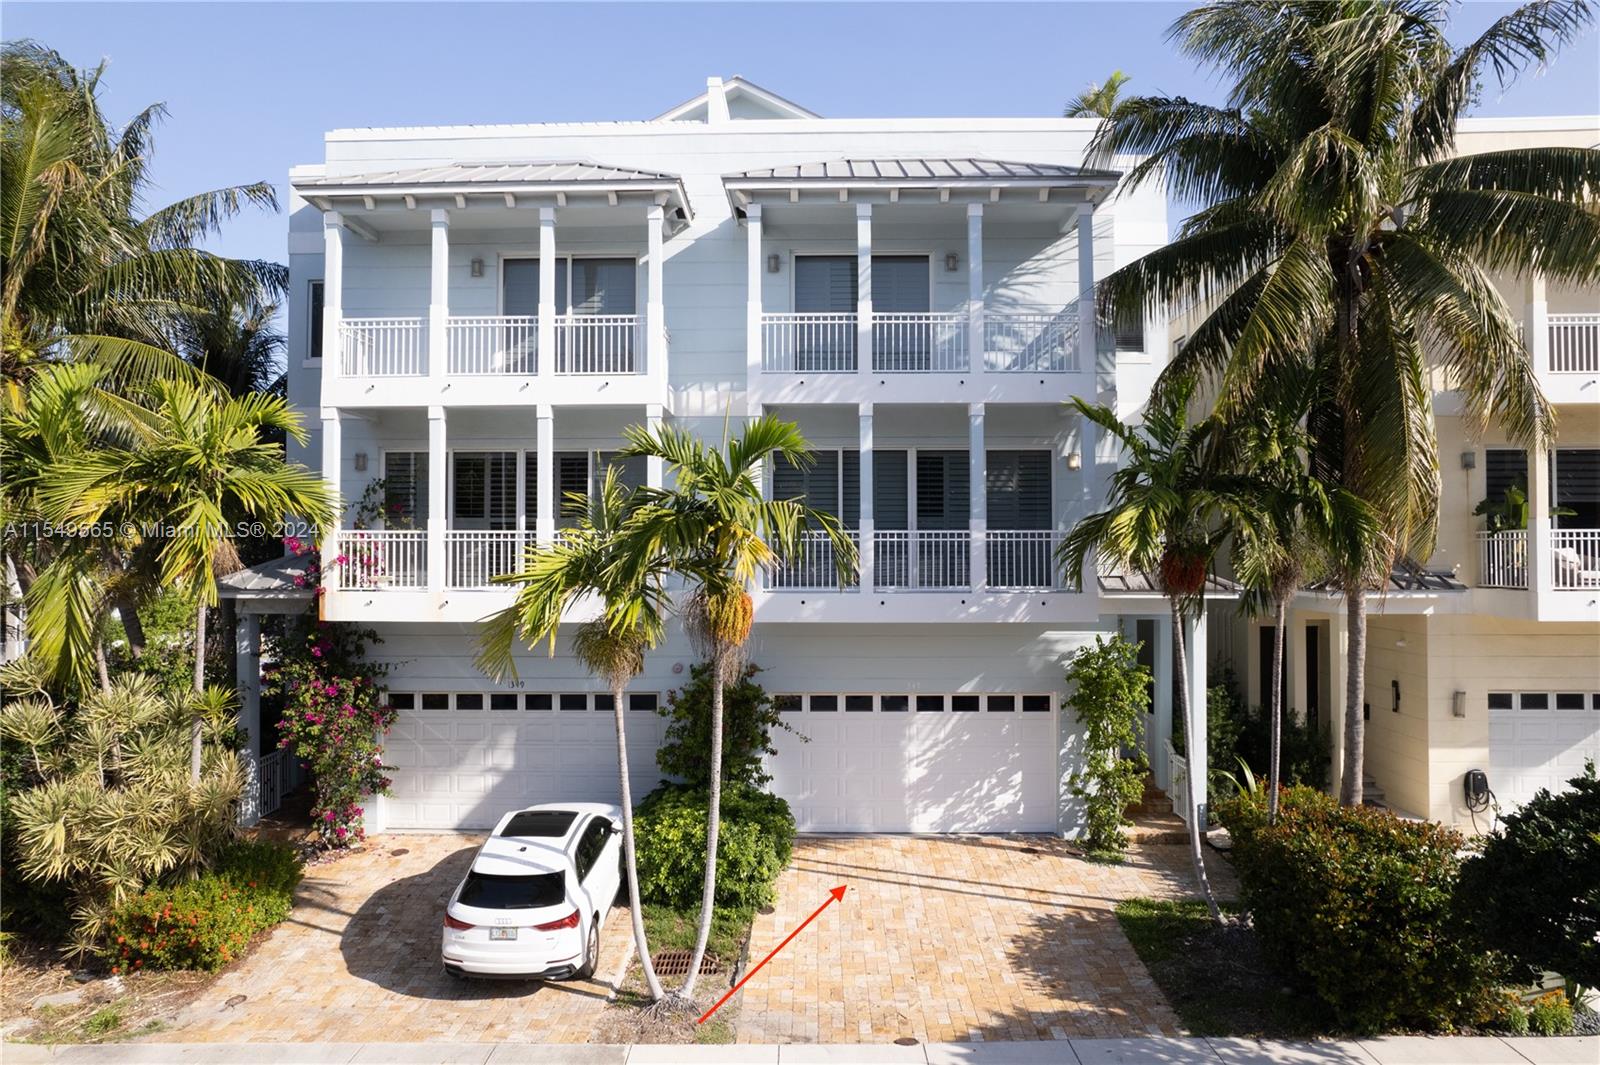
(1484, 449, 1528, 505)
(794, 256, 857, 313)
(842, 451, 860, 528)
(383, 452, 427, 527)
(874, 450, 908, 530)
(597, 451, 647, 493)
(986, 450, 1051, 530)
(1556, 448, 1600, 528)
(871, 256, 929, 313)
(916, 451, 969, 530)
(773, 450, 841, 526)
(309, 281, 325, 361)
(557, 451, 590, 525)
(452, 452, 516, 530)
(1114, 311, 1145, 352)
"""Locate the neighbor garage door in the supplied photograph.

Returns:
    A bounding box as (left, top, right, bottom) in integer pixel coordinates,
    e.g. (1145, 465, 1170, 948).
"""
(383, 692, 668, 830)
(765, 693, 1060, 832)
(1488, 690, 1600, 811)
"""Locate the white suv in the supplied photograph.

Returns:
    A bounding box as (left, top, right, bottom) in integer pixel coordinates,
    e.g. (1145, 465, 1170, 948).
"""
(441, 803, 623, 980)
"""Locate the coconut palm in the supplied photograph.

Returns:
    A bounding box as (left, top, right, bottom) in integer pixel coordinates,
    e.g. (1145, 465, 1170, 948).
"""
(1058, 379, 1259, 925)
(1086, 0, 1600, 804)
(171, 296, 288, 399)
(475, 468, 673, 1003)
(1065, 70, 1131, 119)
(617, 415, 856, 1000)
(42, 380, 333, 781)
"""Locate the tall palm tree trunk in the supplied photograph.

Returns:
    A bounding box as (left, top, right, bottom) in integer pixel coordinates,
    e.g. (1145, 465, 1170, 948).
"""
(679, 644, 727, 1000)
(1268, 596, 1286, 823)
(190, 600, 207, 783)
(1339, 589, 1367, 806)
(94, 640, 112, 694)
(1172, 598, 1222, 925)
(610, 679, 664, 1002)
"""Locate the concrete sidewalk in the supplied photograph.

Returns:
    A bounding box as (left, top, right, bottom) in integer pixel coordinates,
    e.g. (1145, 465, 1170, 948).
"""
(2, 1037, 1594, 1064)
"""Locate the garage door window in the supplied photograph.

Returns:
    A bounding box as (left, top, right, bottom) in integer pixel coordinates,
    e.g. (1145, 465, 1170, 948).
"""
(526, 694, 553, 710)
(1489, 691, 1600, 711)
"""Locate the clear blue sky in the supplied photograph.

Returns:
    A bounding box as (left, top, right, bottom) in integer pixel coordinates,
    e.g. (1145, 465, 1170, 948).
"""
(7, 1, 1599, 267)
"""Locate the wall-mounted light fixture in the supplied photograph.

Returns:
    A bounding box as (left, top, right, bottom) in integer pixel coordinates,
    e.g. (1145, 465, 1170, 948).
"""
(767, 254, 781, 274)
(353, 452, 368, 472)
(1452, 690, 1467, 718)
(1066, 452, 1082, 471)
(470, 257, 485, 278)
(1391, 679, 1401, 713)
(1460, 450, 1476, 470)
(944, 252, 960, 272)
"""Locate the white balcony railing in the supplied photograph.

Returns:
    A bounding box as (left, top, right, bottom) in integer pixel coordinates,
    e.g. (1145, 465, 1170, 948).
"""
(556, 314, 641, 375)
(872, 313, 969, 372)
(448, 316, 537, 375)
(984, 312, 1079, 373)
(873, 530, 972, 590)
(761, 313, 858, 373)
(1551, 529, 1600, 590)
(336, 530, 428, 590)
(765, 530, 861, 590)
(985, 531, 1064, 589)
(257, 748, 291, 818)
(445, 531, 524, 589)
(1549, 314, 1600, 374)
(1478, 530, 1528, 589)
(339, 317, 427, 377)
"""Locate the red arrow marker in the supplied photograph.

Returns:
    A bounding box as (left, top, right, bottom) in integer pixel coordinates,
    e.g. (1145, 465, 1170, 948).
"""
(697, 884, 846, 1025)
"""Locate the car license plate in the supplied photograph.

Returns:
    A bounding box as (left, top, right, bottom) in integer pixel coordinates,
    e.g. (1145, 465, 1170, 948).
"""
(489, 927, 517, 941)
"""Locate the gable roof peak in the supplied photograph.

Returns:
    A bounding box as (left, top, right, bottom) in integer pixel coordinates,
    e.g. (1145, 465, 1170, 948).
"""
(654, 75, 820, 123)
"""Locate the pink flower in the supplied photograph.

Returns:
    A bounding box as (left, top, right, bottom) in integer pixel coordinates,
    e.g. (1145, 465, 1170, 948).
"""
(323, 810, 335, 821)
(310, 646, 322, 657)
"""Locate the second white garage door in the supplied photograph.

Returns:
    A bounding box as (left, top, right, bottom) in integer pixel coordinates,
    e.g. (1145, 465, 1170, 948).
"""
(1489, 690, 1600, 812)
(766, 693, 1060, 833)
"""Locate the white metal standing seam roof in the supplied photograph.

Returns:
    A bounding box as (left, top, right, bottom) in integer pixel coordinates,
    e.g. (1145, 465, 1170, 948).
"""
(295, 160, 685, 188)
(726, 158, 1123, 183)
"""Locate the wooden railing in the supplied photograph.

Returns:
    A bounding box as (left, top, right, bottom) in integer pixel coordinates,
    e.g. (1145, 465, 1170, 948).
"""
(339, 317, 427, 376)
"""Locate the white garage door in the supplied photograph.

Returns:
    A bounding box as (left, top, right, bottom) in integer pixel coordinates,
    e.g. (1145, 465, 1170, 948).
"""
(383, 692, 668, 830)
(766, 693, 1060, 833)
(1488, 690, 1600, 811)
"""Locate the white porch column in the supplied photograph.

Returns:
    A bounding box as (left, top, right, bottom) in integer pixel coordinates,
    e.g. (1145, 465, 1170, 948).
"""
(536, 405, 555, 546)
(1328, 608, 1349, 797)
(429, 209, 449, 383)
(645, 404, 665, 489)
(1076, 204, 1097, 376)
(646, 204, 666, 389)
(235, 612, 262, 827)
(746, 204, 764, 381)
(320, 408, 342, 592)
(538, 208, 557, 380)
(1526, 274, 1550, 376)
(427, 407, 446, 594)
(856, 203, 872, 376)
(1076, 415, 1097, 594)
(1289, 611, 1309, 723)
(858, 404, 875, 590)
(967, 203, 984, 370)
(1529, 439, 1553, 610)
(1153, 614, 1175, 790)
(969, 403, 987, 591)
(322, 212, 344, 382)
(1183, 608, 1209, 827)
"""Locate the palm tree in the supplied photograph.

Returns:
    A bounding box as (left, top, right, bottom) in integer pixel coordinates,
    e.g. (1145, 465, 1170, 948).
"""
(618, 415, 855, 1000)
(44, 380, 333, 781)
(171, 296, 288, 399)
(1085, 0, 1599, 804)
(1065, 70, 1131, 119)
(1058, 379, 1257, 925)
(475, 469, 673, 1003)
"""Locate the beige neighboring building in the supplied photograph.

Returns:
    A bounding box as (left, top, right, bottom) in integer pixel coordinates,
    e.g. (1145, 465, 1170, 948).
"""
(1194, 117, 1600, 830)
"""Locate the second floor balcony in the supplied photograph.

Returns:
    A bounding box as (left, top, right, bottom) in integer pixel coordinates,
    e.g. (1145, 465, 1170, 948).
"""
(338, 313, 646, 378)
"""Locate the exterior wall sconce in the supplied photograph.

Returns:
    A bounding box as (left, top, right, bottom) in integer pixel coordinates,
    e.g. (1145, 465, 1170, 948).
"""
(1391, 679, 1401, 713)
(470, 257, 485, 278)
(767, 254, 781, 273)
(944, 253, 960, 272)
(1460, 450, 1476, 470)
(1066, 452, 1082, 471)
(353, 452, 368, 472)
(1452, 690, 1467, 718)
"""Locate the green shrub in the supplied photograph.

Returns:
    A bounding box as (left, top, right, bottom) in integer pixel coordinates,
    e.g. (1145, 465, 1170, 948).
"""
(655, 663, 797, 790)
(1216, 786, 1505, 1032)
(101, 840, 301, 972)
(1488, 992, 1531, 1035)
(1458, 762, 1599, 988)
(1234, 701, 1332, 791)
(1527, 990, 1574, 1036)
(1064, 635, 1150, 856)
(633, 783, 795, 910)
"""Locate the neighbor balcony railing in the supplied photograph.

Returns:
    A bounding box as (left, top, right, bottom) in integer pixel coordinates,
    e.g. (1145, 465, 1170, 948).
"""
(985, 531, 1065, 590)
(555, 314, 642, 374)
(448, 316, 538, 374)
(873, 530, 972, 591)
(445, 530, 524, 590)
(1551, 529, 1600, 590)
(335, 529, 428, 590)
(765, 530, 861, 590)
(1549, 314, 1600, 374)
(984, 312, 1079, 373)
(1478, 530, 1528, 589)
(339, 317, 427, 376)
(761, 312, 858, 373)
(871, 313, 969, 372)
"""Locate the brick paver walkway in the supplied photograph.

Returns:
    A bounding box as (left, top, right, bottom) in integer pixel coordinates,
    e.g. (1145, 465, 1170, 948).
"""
(148, 835, 631, 1044)
(736, 836, 1235, 1044)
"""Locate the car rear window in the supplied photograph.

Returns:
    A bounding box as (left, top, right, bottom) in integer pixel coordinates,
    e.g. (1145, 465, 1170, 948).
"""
(500, 810, 577, 838)
(458, 872, 565, 910)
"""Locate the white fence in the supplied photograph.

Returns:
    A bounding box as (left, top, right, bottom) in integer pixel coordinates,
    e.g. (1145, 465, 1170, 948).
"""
(985, 531, 1063, 589)
(1477, 530, 1528, 589)
(761, 313, 858, 372)
(339, 317, 427, 376)
(448, 316, 537, 374)
(871, 313, 969, 372)
(872, 531, 972, 590)
(445, 531, 524, 589)
(1165, 740, 1190, 826)
(556, 315, 641, 374)
(337, 530, 428, 590)
(766, 531, 860, 590)
(257, 748, 291, 818)
(1551, 529, 1600, 589)
(985, 312, 1079, 372)
(1549, 314, 1600, 374)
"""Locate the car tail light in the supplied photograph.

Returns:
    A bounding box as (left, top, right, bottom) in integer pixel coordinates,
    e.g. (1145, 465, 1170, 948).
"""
(534, 910, 581, 931)
(443, 914, 473, 931)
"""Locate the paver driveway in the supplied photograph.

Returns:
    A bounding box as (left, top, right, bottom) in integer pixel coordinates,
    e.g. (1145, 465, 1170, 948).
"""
(736, 836, 1234, 1044)
(149, 835, 631, 1044)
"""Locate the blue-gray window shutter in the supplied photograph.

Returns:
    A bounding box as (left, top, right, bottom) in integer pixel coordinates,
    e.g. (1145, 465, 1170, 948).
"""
(874, 450, 908, 530)
(986, 450, 1051, 530)
(915, 451, 968, 531)
(570, 258, 636, 316)
(794, 256, 857, 313)
(871, 256, 929, 313)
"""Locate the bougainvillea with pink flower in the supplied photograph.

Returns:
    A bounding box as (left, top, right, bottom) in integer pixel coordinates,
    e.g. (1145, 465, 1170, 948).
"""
(264, 539, 396, 847)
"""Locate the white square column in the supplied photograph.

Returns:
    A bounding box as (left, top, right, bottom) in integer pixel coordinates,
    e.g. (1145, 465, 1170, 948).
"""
(967, 204, 984, 369)
(645, 404, 665, 489)
(320, 407, 341, 592)
(647, 204, 667, 391)
(235, 612, 262, 827)
(1526, 273, 1550, 376)
(1076, 204, 1097, 376)
(746, 204, 764, 383)
(1153, 614, 1175, 790)
(427, 406, 447, 594)
(968, 403, 987, 591)
(321, 212, 344, 387)
(856, 203, 873, 376)
(858, 404, 875, 589)
(1183, 609, 1209, 826)
(1525, 276, 1553, 615)
(538, 208, 557, 381)
(536, 405, 555, 546)
(429, 209, 449, 385)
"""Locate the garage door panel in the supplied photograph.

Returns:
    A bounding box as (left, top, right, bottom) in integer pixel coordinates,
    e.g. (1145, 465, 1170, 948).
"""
(1490, 708, 1600, 812)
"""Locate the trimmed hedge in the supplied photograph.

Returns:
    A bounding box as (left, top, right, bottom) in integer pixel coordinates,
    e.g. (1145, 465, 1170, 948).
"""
(633, 783, 795, 911)
(1216, 786, 1504, 1033)
(102, 840, 302, 972)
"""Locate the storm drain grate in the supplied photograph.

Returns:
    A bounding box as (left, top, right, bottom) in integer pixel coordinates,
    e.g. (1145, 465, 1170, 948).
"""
(652, 949, 724, 977)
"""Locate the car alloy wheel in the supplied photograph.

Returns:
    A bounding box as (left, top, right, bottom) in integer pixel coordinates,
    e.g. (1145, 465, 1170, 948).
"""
(575, 918, 599, 980)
